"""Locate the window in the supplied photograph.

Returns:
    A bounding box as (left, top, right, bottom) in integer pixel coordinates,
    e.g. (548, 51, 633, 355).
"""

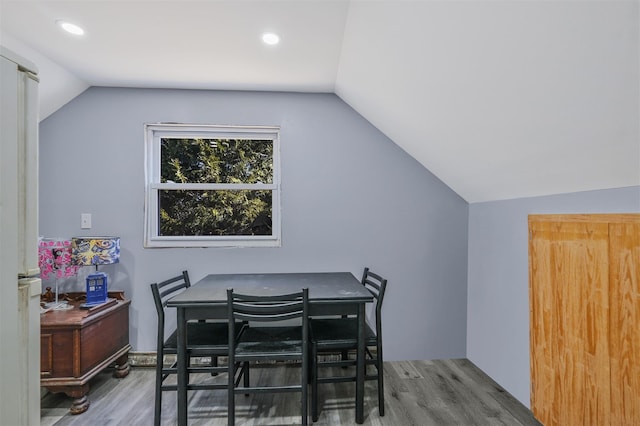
(144, 124, 280, 248)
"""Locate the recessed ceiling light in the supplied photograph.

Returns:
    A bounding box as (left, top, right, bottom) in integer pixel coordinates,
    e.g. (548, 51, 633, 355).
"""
(262, 32, 280, 46)
(56, 20, 85, 36)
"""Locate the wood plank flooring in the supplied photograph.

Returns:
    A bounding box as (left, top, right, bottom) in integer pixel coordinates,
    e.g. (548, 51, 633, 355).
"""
(41, 358, 541, 425)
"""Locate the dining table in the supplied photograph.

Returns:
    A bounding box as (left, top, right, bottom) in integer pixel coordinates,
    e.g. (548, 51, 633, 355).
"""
(166, 272, 374, 425)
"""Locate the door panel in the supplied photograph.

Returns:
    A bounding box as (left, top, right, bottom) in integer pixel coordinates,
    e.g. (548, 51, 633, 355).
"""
(529, 220, 610, 426)
(609, 222, 640, 425)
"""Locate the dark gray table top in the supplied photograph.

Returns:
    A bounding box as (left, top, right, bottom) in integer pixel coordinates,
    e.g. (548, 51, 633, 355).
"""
(167, 272, 373, 307)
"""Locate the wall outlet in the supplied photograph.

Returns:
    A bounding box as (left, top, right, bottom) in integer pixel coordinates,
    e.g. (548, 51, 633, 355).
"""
(81, 213, 91, 229)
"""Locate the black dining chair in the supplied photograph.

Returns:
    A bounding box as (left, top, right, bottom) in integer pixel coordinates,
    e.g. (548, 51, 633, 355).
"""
(227, 287, 310, 426)
(309, 267, 388, 421)
(150, 270, 244, 426)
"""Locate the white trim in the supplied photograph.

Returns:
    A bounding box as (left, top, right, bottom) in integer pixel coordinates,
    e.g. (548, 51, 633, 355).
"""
(144, 123, 281, 248)
(151, 183, 277, 191)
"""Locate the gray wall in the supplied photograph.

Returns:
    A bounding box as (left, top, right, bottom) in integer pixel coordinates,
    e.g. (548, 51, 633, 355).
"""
(39, 87, 469, 361)
(467, 186, 640, 406)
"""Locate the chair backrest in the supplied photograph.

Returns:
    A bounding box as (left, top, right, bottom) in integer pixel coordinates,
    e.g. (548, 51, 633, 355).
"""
(227, 288, 309, 323)
(150, 270, 191, 344)
(361, 267, 387, 336)
(226, 288, 310, 358)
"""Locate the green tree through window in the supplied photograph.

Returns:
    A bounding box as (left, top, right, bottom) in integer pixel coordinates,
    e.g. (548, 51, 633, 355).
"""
(159, 138, 273, 236)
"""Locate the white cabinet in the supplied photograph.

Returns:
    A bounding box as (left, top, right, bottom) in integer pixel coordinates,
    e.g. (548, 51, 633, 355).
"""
(0, 46, 40, 426)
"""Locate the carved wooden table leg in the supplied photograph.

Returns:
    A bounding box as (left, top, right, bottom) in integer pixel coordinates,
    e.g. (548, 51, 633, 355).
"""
(50, 384, 91, 415)
(113, 353, 130, 378)
(70, 395, 90, 415)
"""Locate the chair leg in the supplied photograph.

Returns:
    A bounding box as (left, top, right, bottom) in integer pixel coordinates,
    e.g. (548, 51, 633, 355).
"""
(211, 355, 219, 376)
(311, 344, 319, 422)
(153, 354, 163, 426)
(302, 346, 309, 425)
(243, 362, 250, 396)
(186, 354, 191, 386)
(377, 346, 385, 416)
(228, 365, 235, 426)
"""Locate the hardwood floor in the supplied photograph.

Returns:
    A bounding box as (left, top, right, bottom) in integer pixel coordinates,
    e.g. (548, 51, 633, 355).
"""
(41, 358, 541, 425)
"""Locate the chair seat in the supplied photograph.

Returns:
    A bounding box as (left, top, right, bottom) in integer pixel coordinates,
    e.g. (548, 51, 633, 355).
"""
(164, 322, 240, 352)
(310, 318, 376, 349)
(236, 326, 303, 358)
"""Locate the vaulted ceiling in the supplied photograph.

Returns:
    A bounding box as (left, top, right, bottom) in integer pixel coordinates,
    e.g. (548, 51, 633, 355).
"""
(2, 0, 638, 203)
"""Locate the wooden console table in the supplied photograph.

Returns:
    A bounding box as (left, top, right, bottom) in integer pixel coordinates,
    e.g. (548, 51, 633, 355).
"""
(40, 291, 131, 414)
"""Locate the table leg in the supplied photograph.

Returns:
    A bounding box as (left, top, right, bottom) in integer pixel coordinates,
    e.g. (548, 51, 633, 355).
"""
(113, 352, 130, 378)
(47, 384, 90, 414)
(69, 394, 90, 415)
(356, 303, 365, 424)
(177, 307, 187, 426)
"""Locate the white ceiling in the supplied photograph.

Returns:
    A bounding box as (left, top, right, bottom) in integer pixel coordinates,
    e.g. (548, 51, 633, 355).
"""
(1, 0, 638, 203)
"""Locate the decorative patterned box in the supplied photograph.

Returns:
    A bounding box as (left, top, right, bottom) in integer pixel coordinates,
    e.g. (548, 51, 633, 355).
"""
(85, 272, 108, 306)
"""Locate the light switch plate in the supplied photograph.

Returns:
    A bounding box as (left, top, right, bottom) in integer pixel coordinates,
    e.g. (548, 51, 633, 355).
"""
(81, 213, 91, 229)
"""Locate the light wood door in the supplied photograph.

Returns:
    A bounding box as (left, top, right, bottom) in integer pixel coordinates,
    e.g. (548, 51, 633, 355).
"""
(529, 214, 640, 426)
(529, 219, 610, 426)
(609, 222, 640, 425)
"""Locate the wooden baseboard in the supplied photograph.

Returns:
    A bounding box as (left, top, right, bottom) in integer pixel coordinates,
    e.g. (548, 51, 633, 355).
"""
(128, 352, 226, 367)
(127, 351, 365, 367)
(127, 352, 159, 367)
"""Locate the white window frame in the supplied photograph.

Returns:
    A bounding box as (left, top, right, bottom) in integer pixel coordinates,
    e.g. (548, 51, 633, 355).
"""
(144, 123, 281, 248)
